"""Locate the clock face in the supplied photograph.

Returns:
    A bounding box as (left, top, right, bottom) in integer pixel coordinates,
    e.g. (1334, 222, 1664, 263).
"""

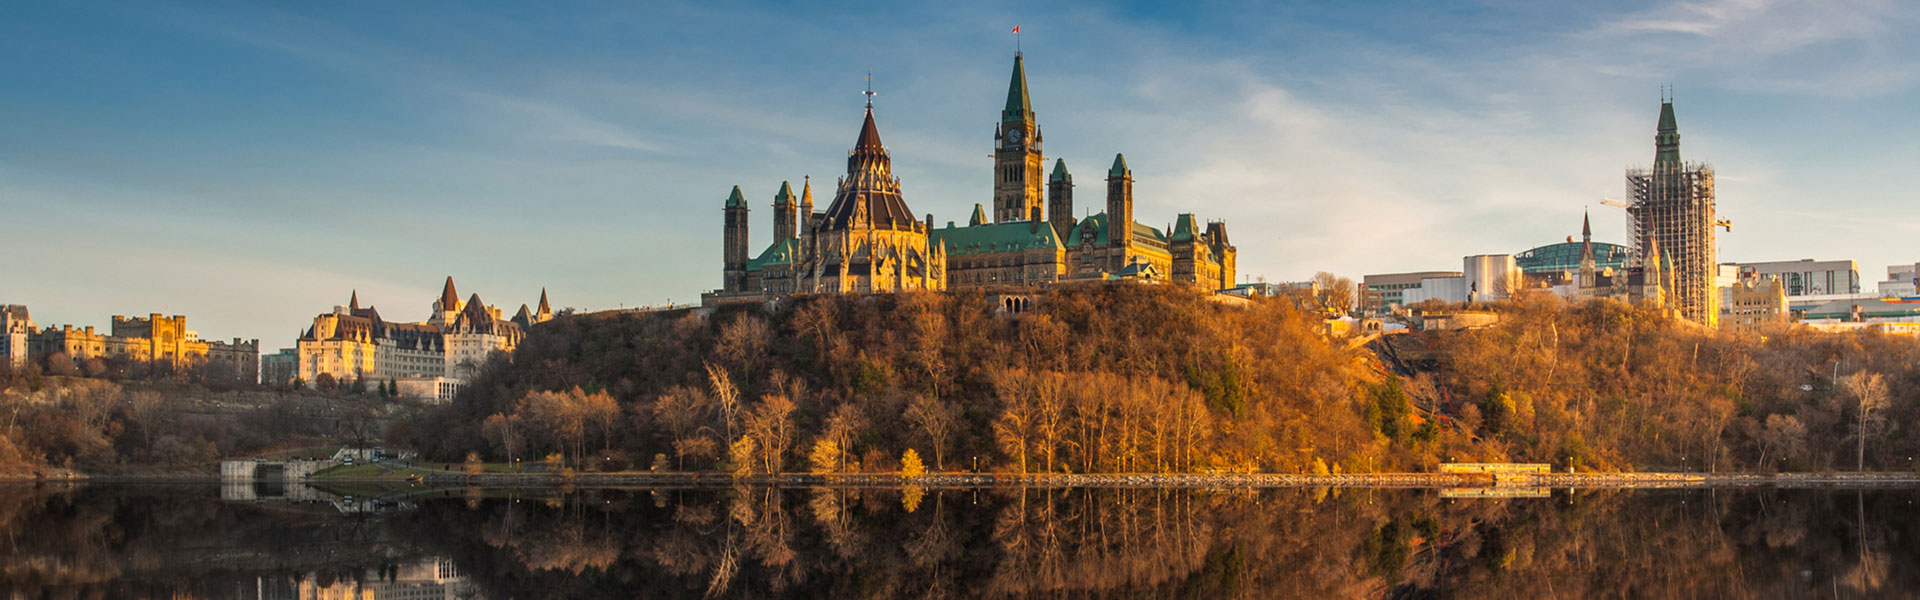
(1006, 129, 1023, 147)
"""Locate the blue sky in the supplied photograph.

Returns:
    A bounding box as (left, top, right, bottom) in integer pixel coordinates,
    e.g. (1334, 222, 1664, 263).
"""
(4, 1, 1918, 345)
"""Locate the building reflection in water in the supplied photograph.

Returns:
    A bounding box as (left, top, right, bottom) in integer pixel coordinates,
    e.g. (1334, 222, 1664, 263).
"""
(255, 559, 475, 600)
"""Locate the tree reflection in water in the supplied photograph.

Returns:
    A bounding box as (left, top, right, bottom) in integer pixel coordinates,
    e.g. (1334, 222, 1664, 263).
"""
(3, 484, 1920, 598)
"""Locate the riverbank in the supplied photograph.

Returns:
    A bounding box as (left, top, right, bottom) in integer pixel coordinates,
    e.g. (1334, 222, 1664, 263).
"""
(354, 469, 1920, 489)
(18, 469, 1920, 488)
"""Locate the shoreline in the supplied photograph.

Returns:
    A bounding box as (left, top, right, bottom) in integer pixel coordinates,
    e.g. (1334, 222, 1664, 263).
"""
(16, 470, 1920, 488)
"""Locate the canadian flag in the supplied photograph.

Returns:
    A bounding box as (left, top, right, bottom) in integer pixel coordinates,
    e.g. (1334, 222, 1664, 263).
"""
(1012, 26, 1020, 34)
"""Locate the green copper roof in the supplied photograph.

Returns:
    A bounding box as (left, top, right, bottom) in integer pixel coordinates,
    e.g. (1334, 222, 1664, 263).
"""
(969, 203, 988, 226)
(1655, 101, 1681, 167)
(931, 220, 1063, 256)
(774, 181, 795, 206)
(1170, 213, 1199, 242)
(1050, 158, 1071, 183)
(725, 185, 747, 208)
(745, 238, 799, 272)
(1003, 53, 1032, 122)
(1066, 212, 1167, 248)
(1108, 153, 1130, 178)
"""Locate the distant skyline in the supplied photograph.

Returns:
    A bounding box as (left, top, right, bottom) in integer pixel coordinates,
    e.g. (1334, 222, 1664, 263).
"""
(4, 1, 1918, 344)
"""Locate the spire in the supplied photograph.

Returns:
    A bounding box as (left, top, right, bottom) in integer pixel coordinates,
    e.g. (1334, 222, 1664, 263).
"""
(1003, 53, 1033, 123)
(537, 288, 551, 315)
(970, 203, 988, 226)
(801, 176, 813, 205)
(1655, 97, 1681, 168)
(439, 276, 459, 311)
(854, 108, 884, 152)
(774, 181, 795, 207)
(1579, 210, 1596, 271)
(1050, 158, 1071, 183)
(1108, 153, 1130, 178)
(725, 185, 747, 208)
(349, 290, 359, 311)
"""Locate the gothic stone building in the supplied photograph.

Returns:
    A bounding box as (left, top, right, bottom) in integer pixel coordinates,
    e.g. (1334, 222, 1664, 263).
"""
(704, 52, 1235, 306)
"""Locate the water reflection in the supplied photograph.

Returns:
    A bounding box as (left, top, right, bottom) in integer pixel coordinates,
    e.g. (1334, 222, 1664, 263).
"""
(2, 483, 1919, 598)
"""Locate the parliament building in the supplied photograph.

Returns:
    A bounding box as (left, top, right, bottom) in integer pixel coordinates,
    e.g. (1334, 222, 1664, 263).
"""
(703, 52, 1236, 306)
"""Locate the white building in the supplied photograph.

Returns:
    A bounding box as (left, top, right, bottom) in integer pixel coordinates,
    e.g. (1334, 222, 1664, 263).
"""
(1463, 254, 1520, 302)
(0, 305, 31, 368)
(1878, 263, 1918, 297)
(1731, 259, 1860, 297)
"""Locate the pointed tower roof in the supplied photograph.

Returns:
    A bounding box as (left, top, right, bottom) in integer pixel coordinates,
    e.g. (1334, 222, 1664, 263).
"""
(801, 176, 813, 204)
(1655, 99, 1681, 168)
(537, 288, 551, 315)
(439, 276, 459, 311)
(1050, 158, 1071, 183)
(774, 181, 795, 206)
(349, 290, 359, 311)
(1003, 53, 1033, 122)
(820, 104, 916, 232)
(513, 304, 533, 326)
(970, 203, 988, 226)
(1580, 210, 1596, 265)
(725, 185, 748, 208)
(854, 108, 884, 152)
(1108, 153, 1130, 178)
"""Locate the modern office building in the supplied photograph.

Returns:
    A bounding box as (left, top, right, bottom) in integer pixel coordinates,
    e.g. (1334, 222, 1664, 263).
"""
(1731, 259, 1860, 297)
(1877, 263, 1918, 297)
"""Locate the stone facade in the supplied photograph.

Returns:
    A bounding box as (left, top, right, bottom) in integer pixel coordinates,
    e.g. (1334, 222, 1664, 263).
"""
(704, 52, 1235, 306)
(296, 278, 550, 401)
(21, 311, 257, 380)
(1575, 211, 1670, 311)
(1724, 277, 1788, 334)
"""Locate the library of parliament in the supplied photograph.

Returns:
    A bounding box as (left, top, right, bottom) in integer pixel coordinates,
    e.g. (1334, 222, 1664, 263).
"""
(703, 52, 1236, 306)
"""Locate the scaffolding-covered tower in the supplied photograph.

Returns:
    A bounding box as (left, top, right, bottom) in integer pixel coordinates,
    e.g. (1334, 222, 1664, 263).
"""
(1626, 98, 1717, 327)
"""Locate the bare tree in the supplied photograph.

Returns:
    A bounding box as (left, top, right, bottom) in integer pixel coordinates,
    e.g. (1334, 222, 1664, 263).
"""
(706, 363, 740, 445)
(1843, 372, 1890, 472)
(905, 394, 958, 471)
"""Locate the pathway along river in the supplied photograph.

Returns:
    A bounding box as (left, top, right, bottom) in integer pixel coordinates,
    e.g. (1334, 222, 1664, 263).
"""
(2, 482, 1917, 597)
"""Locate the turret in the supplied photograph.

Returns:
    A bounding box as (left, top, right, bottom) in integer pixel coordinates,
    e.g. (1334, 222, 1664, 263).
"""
(1048, 159, 1074, 238)
(773, 181, 798, 242)
(723, 186, 750, 292)
(1107, 153, 1134, 253)
(970, 203, 988, 227)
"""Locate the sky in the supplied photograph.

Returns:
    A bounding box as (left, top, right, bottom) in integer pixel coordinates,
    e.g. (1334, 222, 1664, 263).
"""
(4, 0, 1918, 346)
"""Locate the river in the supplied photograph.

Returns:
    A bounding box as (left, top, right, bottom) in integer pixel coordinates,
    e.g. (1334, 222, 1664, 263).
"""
(1, 482, 1915, 597)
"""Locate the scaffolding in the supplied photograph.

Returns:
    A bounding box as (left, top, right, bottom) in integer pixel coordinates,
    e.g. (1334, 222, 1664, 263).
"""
(1626, 161, 1717, 326)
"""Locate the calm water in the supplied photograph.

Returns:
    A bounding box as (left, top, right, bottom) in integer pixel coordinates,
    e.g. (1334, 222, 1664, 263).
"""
(2, 482, 1918, 598)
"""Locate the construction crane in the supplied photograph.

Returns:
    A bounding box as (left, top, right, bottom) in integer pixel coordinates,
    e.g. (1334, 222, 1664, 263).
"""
(1603, 196, 1732, 231)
